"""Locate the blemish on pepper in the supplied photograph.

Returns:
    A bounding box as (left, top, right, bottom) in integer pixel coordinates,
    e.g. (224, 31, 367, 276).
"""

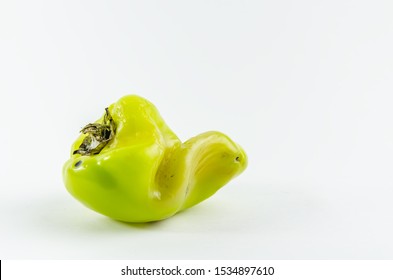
(74, 160, 82, 168)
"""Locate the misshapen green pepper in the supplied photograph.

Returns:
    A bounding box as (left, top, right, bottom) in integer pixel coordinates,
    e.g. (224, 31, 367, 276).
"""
(63, 95, 247, 222)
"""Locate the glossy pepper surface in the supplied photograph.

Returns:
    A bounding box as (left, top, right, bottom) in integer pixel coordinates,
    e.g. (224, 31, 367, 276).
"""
(63, 95, 247, 222)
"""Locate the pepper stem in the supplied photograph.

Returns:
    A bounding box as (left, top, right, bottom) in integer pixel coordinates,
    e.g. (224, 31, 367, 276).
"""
(73, 108, 116, 156)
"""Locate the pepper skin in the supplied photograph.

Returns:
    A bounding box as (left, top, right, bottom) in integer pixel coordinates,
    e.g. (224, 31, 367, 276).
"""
(63, 95, 247, 222)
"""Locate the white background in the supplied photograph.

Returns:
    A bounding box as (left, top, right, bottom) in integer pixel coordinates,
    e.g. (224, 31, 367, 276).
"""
(0, 0, 392, 259)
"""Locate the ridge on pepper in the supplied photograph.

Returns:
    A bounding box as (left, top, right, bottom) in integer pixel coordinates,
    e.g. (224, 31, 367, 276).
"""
(63, 95, 247, 222)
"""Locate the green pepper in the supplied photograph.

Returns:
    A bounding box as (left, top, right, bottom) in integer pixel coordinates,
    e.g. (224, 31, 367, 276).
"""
(63, 95, 247, 222)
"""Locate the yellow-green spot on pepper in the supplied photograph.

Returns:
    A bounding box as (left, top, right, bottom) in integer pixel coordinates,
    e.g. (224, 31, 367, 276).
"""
(63, 95, 247, 222)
